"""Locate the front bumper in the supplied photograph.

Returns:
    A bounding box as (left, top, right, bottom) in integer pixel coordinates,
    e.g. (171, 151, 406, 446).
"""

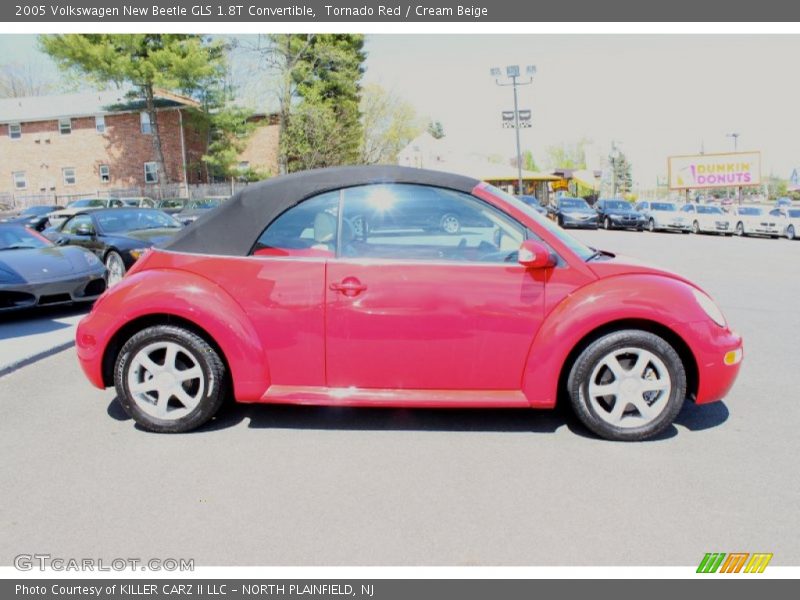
(561, 216, 598, 229)
(673, 320, 743, 404)
(608, 216, 646, 229)
(0, 271, 106, 312)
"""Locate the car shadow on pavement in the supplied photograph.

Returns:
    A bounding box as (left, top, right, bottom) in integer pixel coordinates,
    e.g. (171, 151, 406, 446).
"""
(106, 397, 729, 439)
(0, 304, 89, 340)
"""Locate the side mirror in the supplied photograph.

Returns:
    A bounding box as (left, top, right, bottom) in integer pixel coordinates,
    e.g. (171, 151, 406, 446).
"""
(75, 224, 94, 236)
(518, 240, 556, 269)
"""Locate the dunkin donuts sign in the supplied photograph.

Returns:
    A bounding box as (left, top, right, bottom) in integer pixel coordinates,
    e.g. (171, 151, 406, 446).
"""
(668, 152, 761, 190)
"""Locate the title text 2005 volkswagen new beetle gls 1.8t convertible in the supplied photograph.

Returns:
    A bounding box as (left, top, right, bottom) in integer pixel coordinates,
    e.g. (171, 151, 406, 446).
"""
(75, 166, 743, 441)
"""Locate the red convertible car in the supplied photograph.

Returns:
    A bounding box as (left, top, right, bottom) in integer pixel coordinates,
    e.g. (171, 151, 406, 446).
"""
(76, 166, 742, 441)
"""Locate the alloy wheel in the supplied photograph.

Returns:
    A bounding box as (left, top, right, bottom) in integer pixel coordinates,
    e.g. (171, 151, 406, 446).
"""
(105, 252, 126, 287)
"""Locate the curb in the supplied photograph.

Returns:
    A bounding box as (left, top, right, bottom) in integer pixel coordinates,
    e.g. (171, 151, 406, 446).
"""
(0, 341, 75, 379)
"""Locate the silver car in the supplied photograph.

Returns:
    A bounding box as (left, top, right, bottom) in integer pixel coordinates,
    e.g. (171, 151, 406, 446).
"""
(776, 207, 800, 240)
(635, 200, 691, 233)
(730, 205, 781, 238)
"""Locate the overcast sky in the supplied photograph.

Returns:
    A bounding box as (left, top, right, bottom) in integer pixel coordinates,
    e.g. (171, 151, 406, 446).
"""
(3, 34, 799, 188)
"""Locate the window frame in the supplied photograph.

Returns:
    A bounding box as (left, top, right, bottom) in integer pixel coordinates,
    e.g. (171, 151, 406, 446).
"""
(59, 118, 72, 135)
(99, 164, 110, 183)
(8, 122, 21, 140)
(95, 115, 106, 134)
(143, 161, 158, 184)
(62, 167, 77, 186)
(140, 111, 152, 134)
(250, 184, 532, 266)
(12, 171, 27, 190)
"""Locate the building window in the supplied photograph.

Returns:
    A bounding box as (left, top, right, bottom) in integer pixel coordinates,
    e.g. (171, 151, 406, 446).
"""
(12, 171, 27, 190)
(63, 167, 77, 186)
(95, 115, 106, 134)
(99, 164, 110, 183)
(59, 118, 72, 135)
(144, 161, 158, 184)
(8, 123, 21, 140)
(140, 111, 152, 134)
(237, 161, 250, 171)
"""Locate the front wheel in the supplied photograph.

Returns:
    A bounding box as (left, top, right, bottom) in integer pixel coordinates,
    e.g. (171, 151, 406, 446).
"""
(692, 220, 700, 234)
(105, 250, 126, 287)
(567, 330, 686, 441)
(603, 217, 612, 230)
(735, 222, 745, 236)
(114, 325, 228, 433)
(648, 219, 656, 232)
(788, 225, 796, 240)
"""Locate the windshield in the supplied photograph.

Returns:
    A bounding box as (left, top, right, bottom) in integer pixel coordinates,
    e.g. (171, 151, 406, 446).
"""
(604, 200, 630, 210)
(787, 209, 800, 218)
(483, 185, 594, 261)
(187, 198, 222, 210)
(21, 206, 52, 216)
(96, 210, 181, 233)
(737, 207, 762, 216)
(67, 199, 105, 209)
(560, 198, 590, 209)
(697, 205, 723, 214)
(0, 226, 51, 250)
(651, 202, 676, 211)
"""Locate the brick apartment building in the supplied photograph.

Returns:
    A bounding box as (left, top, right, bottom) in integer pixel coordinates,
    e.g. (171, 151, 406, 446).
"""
(0, 89, 280, 205)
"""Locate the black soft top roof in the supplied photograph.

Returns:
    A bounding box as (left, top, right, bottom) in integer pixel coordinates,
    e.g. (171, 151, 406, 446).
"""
(164, 165, 480, 256)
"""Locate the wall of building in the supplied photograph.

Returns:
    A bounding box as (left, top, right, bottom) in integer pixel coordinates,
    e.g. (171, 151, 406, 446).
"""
(0, 108, 202, 199)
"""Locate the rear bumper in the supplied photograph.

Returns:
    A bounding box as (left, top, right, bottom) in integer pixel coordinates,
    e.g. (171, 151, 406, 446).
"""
(674, 320, 743, 404)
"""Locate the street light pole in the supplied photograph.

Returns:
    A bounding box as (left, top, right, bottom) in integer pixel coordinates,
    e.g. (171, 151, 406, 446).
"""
(492, 65, 535, 196)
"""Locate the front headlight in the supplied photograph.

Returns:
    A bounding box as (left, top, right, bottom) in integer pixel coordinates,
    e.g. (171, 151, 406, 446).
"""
(129, 248, 150, 260)
(692, 288, 726, 327)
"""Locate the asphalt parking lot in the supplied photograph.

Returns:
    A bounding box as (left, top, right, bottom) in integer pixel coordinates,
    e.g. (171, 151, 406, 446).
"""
(0, 229, 798, 567)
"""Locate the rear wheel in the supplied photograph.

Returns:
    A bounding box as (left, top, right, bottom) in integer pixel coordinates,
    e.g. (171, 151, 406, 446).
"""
(567, 330, 686, 441)
(788, 225, 796, 240)
(692, 220, 700, 234)
(114, 325, 227, 433)
(735, 222, 745, 236)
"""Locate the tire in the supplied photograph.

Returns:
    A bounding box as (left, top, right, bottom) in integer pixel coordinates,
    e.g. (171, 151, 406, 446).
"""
(557, 216, 564, 228)
(603, 217, 612, 230)
(114, 325, 228, 433)
(648, 219, 656, 232)
(105, 250, 126, 287)
(735, 222, 744, 237)
(440, 213, 461, 234)
(692, 220, 700, 234)
(567, 330, 687, 441)
(788, 225, 796, 240)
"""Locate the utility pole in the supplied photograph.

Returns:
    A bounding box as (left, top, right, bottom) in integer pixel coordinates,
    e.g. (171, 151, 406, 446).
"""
(491, 65, 536, 195)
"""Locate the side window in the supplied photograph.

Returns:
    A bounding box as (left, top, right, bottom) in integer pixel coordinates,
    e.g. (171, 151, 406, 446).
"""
(341, 184, 525, 263)
(769, 209, 783, 217)
(252, 191, 339, 257)
(62, 214, 93, 234)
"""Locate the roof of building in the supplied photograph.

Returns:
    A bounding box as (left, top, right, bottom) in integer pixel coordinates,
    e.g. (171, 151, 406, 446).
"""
(0, 88, 199, 124)
(164, 165, 480, 257)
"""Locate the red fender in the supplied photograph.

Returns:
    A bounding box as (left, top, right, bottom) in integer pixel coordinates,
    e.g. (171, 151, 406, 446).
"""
(76, 269, 270, 400)
(522, 274, 709, 407)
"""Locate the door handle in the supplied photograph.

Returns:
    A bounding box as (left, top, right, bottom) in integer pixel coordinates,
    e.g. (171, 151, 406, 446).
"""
(330, 277, 367, 296)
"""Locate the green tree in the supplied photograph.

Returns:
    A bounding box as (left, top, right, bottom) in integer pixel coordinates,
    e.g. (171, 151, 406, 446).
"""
(360, 83, 424, 164)
(39, 34, 225, 185)
(609, 144, 633, 195)
(544, 139, 589, 170)
(521, 150, 539, 172)
(427, 120, 445, 139)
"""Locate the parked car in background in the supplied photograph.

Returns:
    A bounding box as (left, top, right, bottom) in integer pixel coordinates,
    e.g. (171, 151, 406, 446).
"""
(548, 197, 598, 229)
(775, 207, 800, 240)
(730, 205, 781, 238)
(47, 198, 124, 229)
(595, 199, 646, 231)
(155, 198, 188, 215)
(118, 197, 156, 208)
(0, 224, 106, 311)
(75, 166, 743, 441)
(44, 208, 183, 287)
(0, 205, 60, 231)
(175, 197, 228, 225)
(634, 201, 690, 233)
(516, 195, 548, 215)
(681, 203, 732, 235)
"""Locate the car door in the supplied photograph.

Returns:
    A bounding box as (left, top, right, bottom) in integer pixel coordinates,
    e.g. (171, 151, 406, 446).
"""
(325, 183, 547, 392)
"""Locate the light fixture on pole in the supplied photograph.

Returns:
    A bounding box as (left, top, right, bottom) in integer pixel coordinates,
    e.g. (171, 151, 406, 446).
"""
(491, 64, 536, 195)
(726, 132, 740, 152)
